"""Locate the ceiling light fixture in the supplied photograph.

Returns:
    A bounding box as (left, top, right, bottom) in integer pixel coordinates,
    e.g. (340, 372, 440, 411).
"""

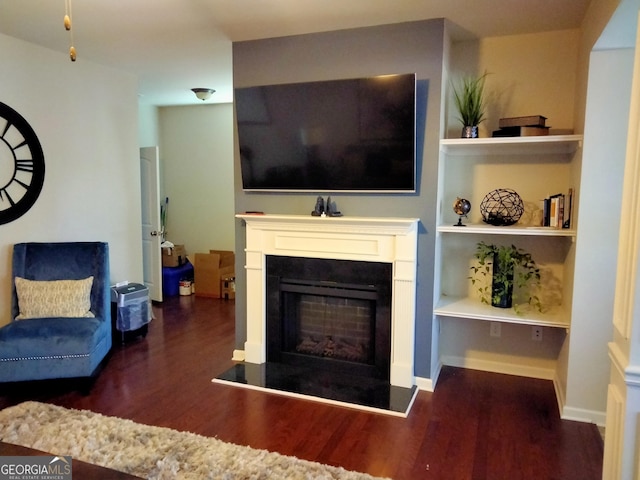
(64, 0, 76, 61)
(191, 88, 215, 101)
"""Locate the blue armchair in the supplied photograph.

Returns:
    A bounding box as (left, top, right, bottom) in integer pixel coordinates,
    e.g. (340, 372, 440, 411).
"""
(0, 242, 112, 383)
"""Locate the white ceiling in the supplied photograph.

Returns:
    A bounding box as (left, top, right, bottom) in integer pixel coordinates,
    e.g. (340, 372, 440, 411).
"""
(0, 0, 591, 106)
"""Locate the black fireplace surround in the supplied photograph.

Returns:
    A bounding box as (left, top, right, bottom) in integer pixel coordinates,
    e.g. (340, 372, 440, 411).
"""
(266, 255, 392, 380)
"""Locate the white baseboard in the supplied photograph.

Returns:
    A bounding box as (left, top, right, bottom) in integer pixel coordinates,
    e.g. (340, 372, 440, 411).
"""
(232, 350, 245, 362)
(553, 372, 606, 426)
(415, 376, 435, 392)
(441, 355, 556, 380)
(561, 405, 607, 427)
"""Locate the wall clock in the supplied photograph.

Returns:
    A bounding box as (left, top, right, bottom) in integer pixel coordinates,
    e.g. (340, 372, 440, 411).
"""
(0, 102, 45, 225)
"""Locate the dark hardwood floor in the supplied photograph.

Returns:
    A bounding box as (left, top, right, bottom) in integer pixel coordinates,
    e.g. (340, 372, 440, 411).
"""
(0, 295, 603, 480)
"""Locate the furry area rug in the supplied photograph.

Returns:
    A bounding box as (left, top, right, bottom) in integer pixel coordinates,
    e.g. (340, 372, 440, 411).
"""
(0, 401, 389, 480)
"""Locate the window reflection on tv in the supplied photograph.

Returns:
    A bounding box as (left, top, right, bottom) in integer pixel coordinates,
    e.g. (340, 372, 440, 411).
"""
(235, 73, 416, 193)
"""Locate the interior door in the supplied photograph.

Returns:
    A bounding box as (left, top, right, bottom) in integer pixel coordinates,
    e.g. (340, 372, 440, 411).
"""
(140, 146, 163, 302)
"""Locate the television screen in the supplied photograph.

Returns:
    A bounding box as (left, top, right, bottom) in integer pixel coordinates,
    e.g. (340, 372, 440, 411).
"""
(235, 73, 416, 192)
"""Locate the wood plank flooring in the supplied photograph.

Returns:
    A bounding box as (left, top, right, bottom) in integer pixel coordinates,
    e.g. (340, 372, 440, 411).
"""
(0, 295, 603, 479)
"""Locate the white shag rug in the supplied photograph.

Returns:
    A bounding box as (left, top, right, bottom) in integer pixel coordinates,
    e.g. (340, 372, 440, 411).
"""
(0, 401, 389, 480)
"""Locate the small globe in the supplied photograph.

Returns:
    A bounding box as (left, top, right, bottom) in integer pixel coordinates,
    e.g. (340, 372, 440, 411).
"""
(453, 197, 471, 216)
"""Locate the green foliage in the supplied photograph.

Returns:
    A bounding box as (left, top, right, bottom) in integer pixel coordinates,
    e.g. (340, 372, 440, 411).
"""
(469, 241, 542, 313)
(452, 72, 488, 127)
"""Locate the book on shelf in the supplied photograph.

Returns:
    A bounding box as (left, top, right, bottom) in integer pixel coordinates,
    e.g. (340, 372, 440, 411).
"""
(492, 126, 550, 137)
(540, 188, 573, 228)
(498, 115, 547, 128)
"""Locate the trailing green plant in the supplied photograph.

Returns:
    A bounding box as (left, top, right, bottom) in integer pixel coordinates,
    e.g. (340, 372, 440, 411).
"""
(452, 72, 488, 127)
(469, 241, 542, 313)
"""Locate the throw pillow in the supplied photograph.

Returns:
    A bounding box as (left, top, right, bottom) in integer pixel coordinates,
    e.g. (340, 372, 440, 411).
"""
(14, 276, 95, 320)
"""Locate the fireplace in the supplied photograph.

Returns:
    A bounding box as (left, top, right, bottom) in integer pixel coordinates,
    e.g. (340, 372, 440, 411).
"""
(266, 256, 391, 380)
(234, 214, 419, 390)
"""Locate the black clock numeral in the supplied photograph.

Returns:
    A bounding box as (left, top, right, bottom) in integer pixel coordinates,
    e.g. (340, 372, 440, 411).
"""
(16, 159, 34, 172)
(13, 139, 28, 150)
(12, 178, 29, 190)
(1, 121, 11, 139)
(0, 188, 16, 207)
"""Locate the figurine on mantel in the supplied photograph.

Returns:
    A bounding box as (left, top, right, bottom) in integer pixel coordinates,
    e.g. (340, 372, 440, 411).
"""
(326, 197, 343, 217)
(311, 196, 343, 217)
(311, 196, 325, 216)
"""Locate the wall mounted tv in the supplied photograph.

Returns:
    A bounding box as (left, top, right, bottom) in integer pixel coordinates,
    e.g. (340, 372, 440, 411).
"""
(235, 73, 416, 193)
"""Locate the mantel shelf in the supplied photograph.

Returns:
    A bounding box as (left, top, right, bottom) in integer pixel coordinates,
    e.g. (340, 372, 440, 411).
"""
(437, 224, 576, 237)
(236, 214, 420, 236)
(440, 135, 583, 156)
(434, 296, 570, 329)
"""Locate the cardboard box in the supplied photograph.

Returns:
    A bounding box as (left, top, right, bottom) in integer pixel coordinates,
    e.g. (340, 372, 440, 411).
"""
(162, 244, 187, 268)
(221, 277, 235, 300)
(194, 250, 235, 298)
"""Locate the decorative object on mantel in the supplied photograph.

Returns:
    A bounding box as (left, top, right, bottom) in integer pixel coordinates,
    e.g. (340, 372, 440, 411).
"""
(311, 196, 325, 216)
(326, 196, 343, 217)
(311, 196, 343, 217)
(469, 241, 541, 311)
(453, 197, 471, 226)
(452, 72, 488, 138)
(493, 115, 549, 137)
(480, 188, 524, 226)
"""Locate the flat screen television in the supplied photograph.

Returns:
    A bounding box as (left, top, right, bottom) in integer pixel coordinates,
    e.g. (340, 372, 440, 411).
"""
(235, 73, 416, 193)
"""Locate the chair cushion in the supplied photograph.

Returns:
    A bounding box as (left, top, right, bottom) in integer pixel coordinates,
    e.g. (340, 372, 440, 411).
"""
(0, 317, 104, 360)
(14, 277, 94, 320)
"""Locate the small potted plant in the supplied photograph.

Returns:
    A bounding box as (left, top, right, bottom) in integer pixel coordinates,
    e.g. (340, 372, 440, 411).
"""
(469, 241, 542, 312)
(452, 72, 488, 138)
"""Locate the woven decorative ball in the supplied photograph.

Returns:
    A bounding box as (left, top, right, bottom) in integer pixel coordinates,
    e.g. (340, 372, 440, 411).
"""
(479, 188, 524, 226)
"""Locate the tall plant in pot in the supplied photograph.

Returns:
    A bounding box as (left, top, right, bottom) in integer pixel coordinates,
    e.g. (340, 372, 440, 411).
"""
(469, 241, 542, 312)
(452, 72, 488, 138)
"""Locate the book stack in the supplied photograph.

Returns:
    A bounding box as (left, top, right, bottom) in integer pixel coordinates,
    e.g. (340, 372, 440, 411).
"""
(493, 115, 549, 137)
(541, 188, 574, 228)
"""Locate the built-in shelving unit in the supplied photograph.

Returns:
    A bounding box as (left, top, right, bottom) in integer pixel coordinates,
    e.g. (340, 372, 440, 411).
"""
(436, 224, 576, 237)
(433, 134, 583, 382)
(434, 296, 570, 328)
(440, 135, 582, 156)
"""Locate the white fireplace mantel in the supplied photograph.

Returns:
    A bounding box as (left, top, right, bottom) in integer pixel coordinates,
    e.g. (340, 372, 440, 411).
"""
(236, 214, 419, 388)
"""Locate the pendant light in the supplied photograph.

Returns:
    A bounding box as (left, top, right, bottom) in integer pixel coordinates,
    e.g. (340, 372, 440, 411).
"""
(64, 0, 76, 61)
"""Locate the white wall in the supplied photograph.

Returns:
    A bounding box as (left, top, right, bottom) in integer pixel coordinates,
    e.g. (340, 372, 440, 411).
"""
(0, 33, 142, 326)
(139, 104, 160, 148)
(565, 48, 632, 421)
(159, 104, 235, 254)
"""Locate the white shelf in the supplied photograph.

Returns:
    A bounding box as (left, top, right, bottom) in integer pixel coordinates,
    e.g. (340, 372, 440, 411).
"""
(437, 223, 576, 237)
(440, 135, 583, 156)
(434, 296, 570, 329)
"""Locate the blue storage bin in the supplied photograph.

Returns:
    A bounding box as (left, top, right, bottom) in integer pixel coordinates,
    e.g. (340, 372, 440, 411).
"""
(163, 261, 194, 296)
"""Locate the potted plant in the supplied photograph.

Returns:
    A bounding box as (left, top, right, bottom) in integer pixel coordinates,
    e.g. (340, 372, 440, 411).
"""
(469, 241, 542, 312)
(452, 72, 488, 138)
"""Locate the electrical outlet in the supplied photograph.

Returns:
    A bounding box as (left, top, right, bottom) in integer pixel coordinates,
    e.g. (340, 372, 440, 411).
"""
(490, 322, 501, 338)
(532, 326, 543, 341)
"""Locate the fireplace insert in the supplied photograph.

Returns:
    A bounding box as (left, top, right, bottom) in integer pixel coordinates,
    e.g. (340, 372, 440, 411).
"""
(266, 255, 391, 380)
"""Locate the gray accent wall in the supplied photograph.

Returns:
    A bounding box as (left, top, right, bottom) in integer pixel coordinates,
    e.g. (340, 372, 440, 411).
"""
(232, 19, 446, 379)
